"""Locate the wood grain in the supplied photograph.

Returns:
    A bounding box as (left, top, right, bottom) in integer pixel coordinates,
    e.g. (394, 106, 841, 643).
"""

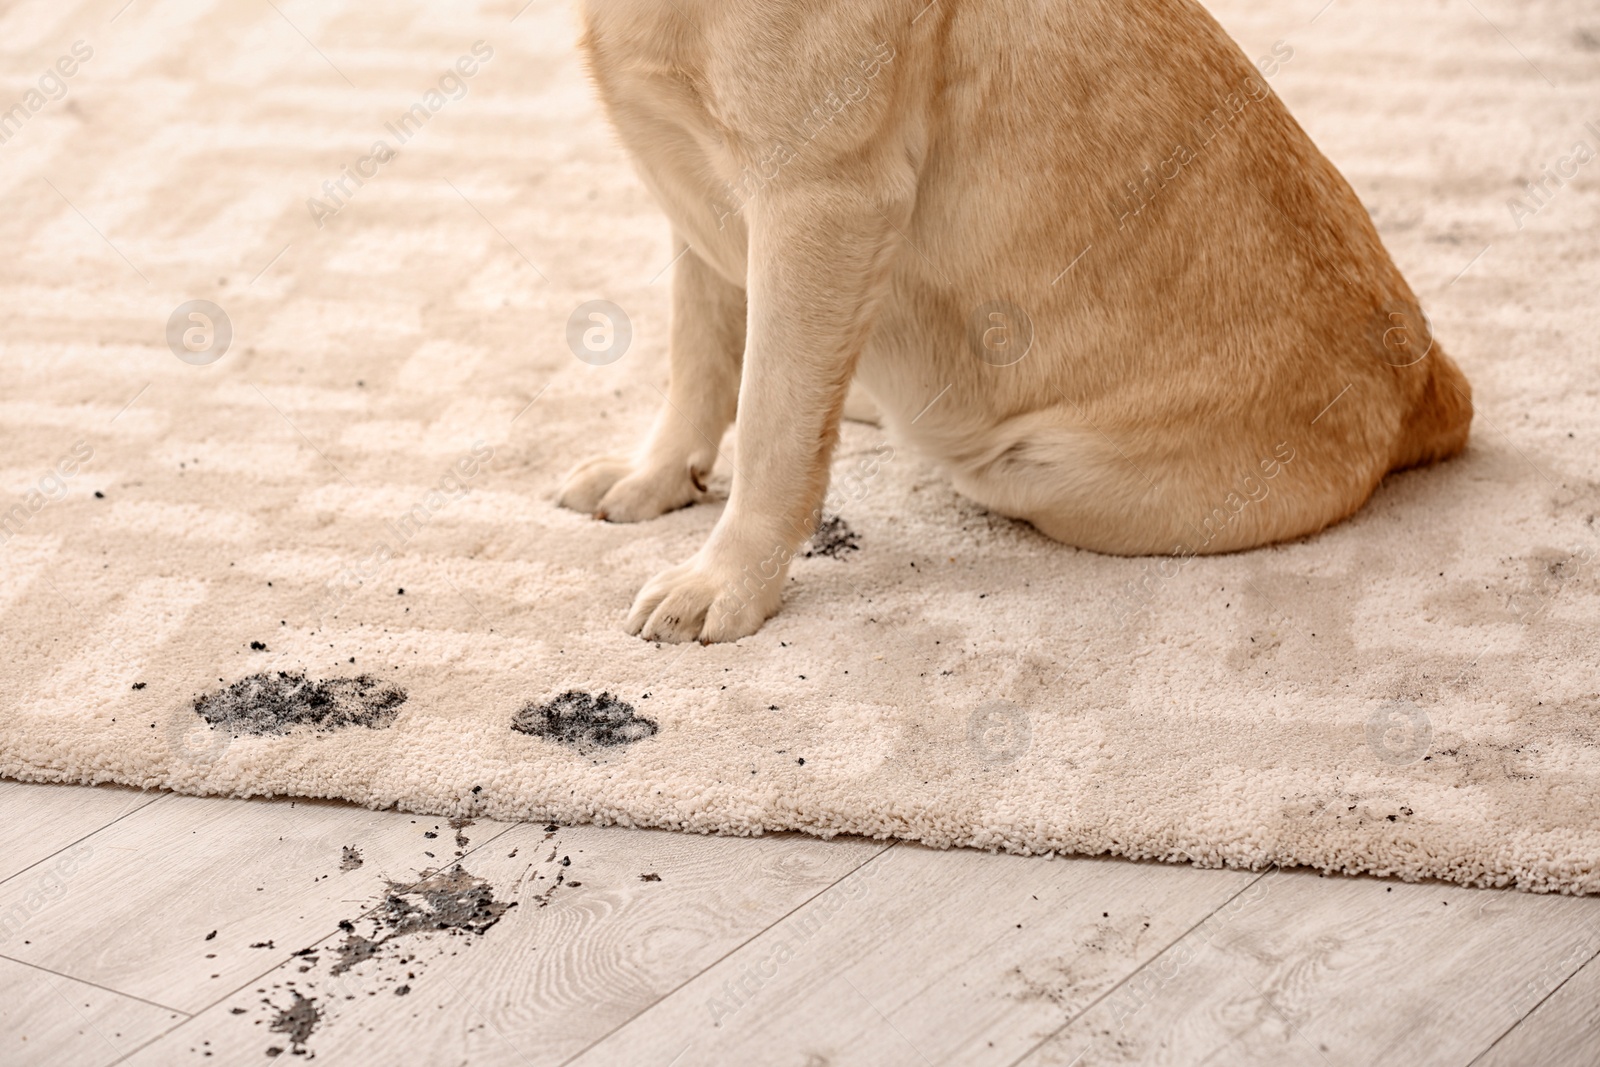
(0, 955, 182, 1067)
(568, 843, 1258, 1067)
(1473, 949, 1600, 1066)
(0, 790, 518, 1014)
(0, 781, 156, 885)
(1014, 870, 1600, 1067)
(119, 822, 882, 1065)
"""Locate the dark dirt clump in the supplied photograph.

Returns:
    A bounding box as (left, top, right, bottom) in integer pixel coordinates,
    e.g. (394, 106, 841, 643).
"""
(340, 846, 363, 871)
(378, 867, 514, 938)
(804, 515, 860, 559)
(247, 865, 513, 1057)
(268, 990, 320, 1054)
(193, 671, 407, 735)
(512, 691, 658, 750)
(329, 933, 381, 976)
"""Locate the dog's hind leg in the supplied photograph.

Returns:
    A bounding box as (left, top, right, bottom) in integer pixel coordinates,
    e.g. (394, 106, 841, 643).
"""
(558, 240, 746, 521)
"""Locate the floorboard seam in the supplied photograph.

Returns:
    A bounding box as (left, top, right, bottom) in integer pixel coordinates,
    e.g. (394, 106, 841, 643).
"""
(1463, 944, 1600, 1067)
(0, 789, 167, 890)
(1000, 867, 1276, 1067)
(100, 818, 521, 1066)
(553, 839, 899, 1067)
(0, 950, 192, 1016)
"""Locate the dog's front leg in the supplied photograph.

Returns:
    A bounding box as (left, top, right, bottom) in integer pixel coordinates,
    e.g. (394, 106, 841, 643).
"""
(627, 184, 901, 643)
(558, 240, 746, 522)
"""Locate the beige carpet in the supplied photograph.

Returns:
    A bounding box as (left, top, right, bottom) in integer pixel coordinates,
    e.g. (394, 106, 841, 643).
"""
(3, 0, 1598, 893)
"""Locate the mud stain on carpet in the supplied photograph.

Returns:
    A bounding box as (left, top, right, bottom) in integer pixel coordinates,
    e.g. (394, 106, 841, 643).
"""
(804, 514, 860, 559)
(193, 672, 407, 736)
(513, 690, 659, 751)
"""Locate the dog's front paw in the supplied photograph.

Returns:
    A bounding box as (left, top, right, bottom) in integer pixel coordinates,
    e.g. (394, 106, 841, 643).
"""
(626, 555, 783, 643)
(557, 455, 705, 522)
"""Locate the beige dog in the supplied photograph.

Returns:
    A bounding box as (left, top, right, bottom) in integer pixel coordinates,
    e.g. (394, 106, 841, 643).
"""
(560, 0, 1472, 643)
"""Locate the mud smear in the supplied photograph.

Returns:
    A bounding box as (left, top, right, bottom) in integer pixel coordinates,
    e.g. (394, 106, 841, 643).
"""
(249, 864, 515, 1057)
(378, 866, 513, 938)
(513, 691, 658, 751)
(328, 865, 513, 976)
(339, 846, 363, 872)
(329, 934, 381, 976)
(267, 990, 320, 1057)
(193, 671, 407, 736)
(804, 514, 860, 559)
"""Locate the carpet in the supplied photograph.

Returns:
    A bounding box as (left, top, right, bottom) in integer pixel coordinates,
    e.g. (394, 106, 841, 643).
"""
(3, 0, 1598, 894)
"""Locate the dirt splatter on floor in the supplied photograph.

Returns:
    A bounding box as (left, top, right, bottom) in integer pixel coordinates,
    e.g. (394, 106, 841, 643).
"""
(804, 515, 860, 559)
(339, 846, 363, 872)
(377, 866, 514, 939)
(512, 691, 658, 751)
(266, 990, 320, 1057)
(192, 672, 407, 736)
(328, 933, 381, 977)
(242, 863, 515, 1058)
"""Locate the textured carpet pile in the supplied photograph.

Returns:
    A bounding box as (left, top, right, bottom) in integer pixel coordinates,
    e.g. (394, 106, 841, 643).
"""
(2, 0, 1598, 893)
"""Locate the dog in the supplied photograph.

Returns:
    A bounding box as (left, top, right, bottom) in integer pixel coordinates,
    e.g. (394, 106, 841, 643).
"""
(561, 0, 1473, 643)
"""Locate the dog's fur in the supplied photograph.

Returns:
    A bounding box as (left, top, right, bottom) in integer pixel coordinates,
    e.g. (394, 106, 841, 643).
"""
(561, 0, 1473, 642)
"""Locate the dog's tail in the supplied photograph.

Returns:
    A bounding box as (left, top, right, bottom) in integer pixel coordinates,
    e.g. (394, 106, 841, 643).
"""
(1393, 347, 1473, 472)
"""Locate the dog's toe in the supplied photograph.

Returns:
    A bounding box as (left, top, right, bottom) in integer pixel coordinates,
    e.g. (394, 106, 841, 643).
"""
(596, 466, 702, 523)
(627, 558, 777, 643)
(560, 456, 705, 522)
(557, 455, 633, 515)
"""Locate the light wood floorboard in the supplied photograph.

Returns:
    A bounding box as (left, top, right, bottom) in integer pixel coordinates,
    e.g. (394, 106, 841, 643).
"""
(1472, 947, 1600, 1067)
(119, 821, 881, 1065)
(0, 790, 519, 1013)
(569, 843, 1255, 1067)
(2, 782, 1597, 1066)
(1014, 869, 1600, 1067)
(0, 781, 157, 885)
(0, 954, 184, 1067)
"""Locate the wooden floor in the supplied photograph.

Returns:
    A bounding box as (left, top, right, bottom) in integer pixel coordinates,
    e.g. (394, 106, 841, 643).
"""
(0, 781, 1596, 1066)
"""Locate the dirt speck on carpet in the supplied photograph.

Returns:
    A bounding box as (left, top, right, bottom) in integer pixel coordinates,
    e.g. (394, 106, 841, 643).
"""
(804, 514, 861, 559)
